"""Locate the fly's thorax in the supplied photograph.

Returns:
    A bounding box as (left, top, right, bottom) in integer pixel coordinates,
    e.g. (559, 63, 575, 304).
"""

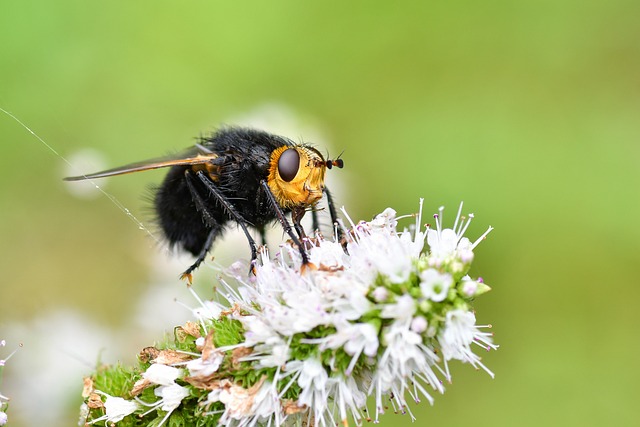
(267, 145, 327, 209)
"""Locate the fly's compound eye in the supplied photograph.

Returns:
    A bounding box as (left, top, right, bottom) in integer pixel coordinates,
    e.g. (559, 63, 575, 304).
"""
(278, 148, 300, 182)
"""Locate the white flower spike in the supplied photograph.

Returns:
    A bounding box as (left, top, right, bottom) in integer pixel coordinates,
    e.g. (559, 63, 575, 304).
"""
(82, 200, 498, 427)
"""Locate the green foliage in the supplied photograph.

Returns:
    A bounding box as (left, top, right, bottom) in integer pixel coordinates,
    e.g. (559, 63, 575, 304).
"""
(171, 327, 199, 353)
(211, 318, 245, 347)
(92, 363, 140, 398)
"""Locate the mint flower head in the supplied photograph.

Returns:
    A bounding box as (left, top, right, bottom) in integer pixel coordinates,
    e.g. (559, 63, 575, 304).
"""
(81, 200, 498, 427)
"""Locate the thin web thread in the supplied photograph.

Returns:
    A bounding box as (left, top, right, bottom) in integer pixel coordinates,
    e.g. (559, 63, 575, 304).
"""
(1, 106, 160, 244)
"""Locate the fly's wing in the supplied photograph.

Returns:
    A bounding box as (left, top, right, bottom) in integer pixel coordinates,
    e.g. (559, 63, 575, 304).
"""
(64, 145, 219, 181)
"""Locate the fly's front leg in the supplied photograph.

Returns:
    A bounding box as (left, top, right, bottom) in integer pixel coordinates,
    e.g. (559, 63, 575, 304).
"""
(260, 180, 312, 269)
(291, 206, 307, 241)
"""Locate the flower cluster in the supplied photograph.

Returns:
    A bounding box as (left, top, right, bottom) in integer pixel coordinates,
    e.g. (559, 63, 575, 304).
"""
(1, 339, 20, 426)
(80, 200, 497, 427)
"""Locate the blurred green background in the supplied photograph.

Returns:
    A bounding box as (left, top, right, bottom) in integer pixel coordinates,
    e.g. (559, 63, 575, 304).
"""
(1, 1, 639, 426)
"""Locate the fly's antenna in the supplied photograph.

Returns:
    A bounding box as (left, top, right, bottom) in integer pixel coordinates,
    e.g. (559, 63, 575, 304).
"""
(326, 150, 345, 169)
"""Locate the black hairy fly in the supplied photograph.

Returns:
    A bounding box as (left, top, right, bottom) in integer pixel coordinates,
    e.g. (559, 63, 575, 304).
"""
(65, 127, 344, 281)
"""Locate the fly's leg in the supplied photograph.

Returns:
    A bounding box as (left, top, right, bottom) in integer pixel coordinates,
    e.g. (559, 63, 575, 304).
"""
(311, 208, 320, 234)
(181, 230, 216, 282)
(324, 187, 344, 242)
(195, 170, 259, 272)
(260, 180, 312, 268)
(182, 170, 226, 282)
(257, 226, 267, 246)
(291, 206, 307, 240)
